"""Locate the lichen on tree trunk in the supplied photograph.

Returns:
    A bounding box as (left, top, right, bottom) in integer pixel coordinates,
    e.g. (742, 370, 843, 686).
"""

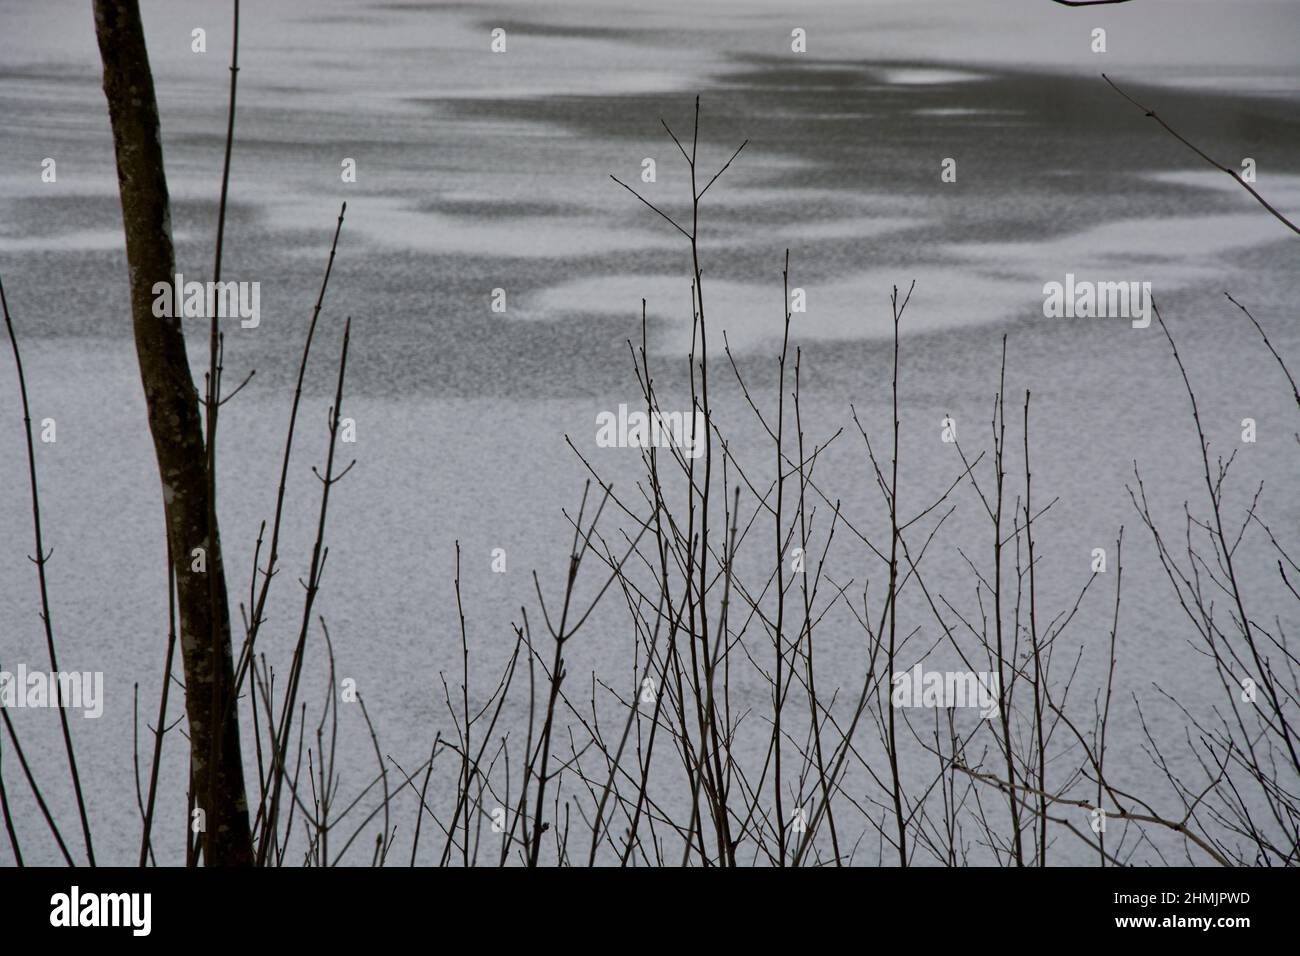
(93, 0, 254, 867)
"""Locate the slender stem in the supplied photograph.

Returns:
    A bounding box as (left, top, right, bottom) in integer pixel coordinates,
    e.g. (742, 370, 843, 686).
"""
(0, 274, 95, 865)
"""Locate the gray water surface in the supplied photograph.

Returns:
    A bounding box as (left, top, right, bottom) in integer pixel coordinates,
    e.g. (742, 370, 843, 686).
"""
(1, 0, 1297, 865)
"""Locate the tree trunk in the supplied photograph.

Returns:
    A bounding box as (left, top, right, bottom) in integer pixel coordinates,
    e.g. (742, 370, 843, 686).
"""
(92, 0, 254, 866)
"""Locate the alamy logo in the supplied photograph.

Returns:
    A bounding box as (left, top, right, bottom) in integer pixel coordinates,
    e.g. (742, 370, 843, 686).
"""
(151, 273, 261, 328)
(595, 403, 705, 459)
(50, 886, 151, 936)
(1042, 273, 1151, 328)
(891, 664, 999, 719)
(0, 665, 103, 718)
